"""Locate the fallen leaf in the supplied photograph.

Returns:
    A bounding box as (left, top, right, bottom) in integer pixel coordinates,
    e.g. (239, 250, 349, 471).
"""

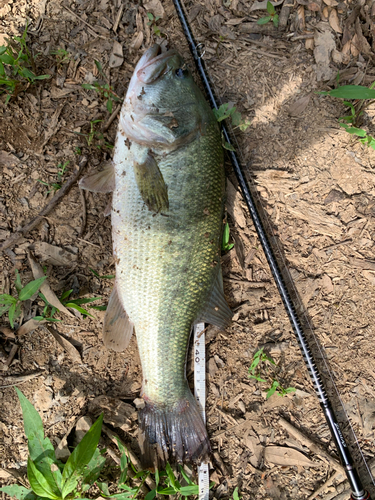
(143, 0, 164, 18)
(17, 318, 47, 336)
(322, 0, 338, 5)
(34, 241, 77, 266)
(264, 446, 319, 467)
(28, 251, 74, 317)
(89, 396, 136, 431)
(288, 94, 311, 116)
(329, 8, 342, 33)
(250, 0, 284, 11)
(314, 23, 336, 81)
(131, 31, 143, 50)
(0, 327, 15, 338)
(47, 326, 82, 363)
(351, 34, 360, 57)
(0, 151, 21, 167)
(354, 17, 372, 55)
(109, 40, 124, 69)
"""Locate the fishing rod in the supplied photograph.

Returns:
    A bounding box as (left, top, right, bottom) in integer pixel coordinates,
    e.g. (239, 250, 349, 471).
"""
(171, 1, 372, 499)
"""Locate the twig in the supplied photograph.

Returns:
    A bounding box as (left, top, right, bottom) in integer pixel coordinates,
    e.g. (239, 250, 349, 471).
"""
(0, 156, 88, 253)
(279, 417, 346, 475)
(103, 103, 121, 131)
(62, 5, 107, 39)
(3, 344, 18, 369)
(102, 424, 157, 491)
(113, 3, 124, 32)
(0, 370, 44, 388)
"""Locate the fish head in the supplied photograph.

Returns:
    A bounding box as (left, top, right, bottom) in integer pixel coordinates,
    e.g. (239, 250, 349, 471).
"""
(121, 45, 209, 150)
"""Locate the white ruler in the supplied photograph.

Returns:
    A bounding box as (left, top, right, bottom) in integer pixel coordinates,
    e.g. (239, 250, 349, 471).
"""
(193, 323, 209, 500)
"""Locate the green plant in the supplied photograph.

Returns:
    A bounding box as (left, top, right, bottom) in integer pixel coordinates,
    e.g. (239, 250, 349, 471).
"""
(146, 12, 164, 38)
(0, 271, 47, 328)
(0, 389, 203, 500)
(0, 388, 106, 500)
(214, 103, 251, 151)
(0, 21, 50, 104)
(257, 1, 279, 27)
(51, 48, 71, 67)
(232, 487, 241, 500)
(90, 268, 115, 280)
(38, 161, 70, 194)
(320, 84, 375, 150)
(35, 289, 102, 322)
(222, 222, 234, 252)
(249, 347, 296, 399)
(82, 60, 122, 113)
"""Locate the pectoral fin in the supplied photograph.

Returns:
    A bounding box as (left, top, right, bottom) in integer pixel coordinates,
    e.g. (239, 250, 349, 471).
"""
(79, 161, 115, 193)
(195, 265, 232, 330)
(103, 284, 134, 352)
(133, 154, 169, 213)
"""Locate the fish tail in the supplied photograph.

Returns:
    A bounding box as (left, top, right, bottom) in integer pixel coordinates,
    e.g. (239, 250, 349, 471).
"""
(138, 390, 210, 468)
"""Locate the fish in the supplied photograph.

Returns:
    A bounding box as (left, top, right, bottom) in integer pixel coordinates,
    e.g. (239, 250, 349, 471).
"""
(79, 44, 232, 467)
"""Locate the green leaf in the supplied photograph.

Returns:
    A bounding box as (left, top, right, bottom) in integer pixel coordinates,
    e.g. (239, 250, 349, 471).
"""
(0, 303, 11, 317)
(15, 269, 22, 294)
(165, 463, 179, 489)
(27, 457, 60, 499)
(64, 302, 94, 318)
(0, 54, 14, 64)
(67, 297, 101, 306)
(15, 388, 61, 491)
(60, 289, 73, 301)
(106, 98, 113, 114)
(61, 413, 103, 498)
(81, 448, 106, 488)
(34, 74, 51, 80)
(272, 14, 279, 27)
(266, 380, 280, 399)
(8, 301, 17, 328)
(233, 486, 241, 500)
(267, 1, 275, 14)
(320, 85, 375, 100)
(156, 487, 177, 495)
(223, 141, 236, 151)
(0, 61, 5, 76)
(249, 374, 267, 383)
(145, 491, 157, 500)
(18, 277, 47, 301)
(97, 482, 110, 496)
(82, 83, 97, 90)
(180, 485, 199, 495)
(339, 123, 367, 136)
(147, 12, 154, 21)
(0, 486, 36, 500)
(257, 16, 271, 24)
(19, 68, 36, 81)
(0, 294, 17, 305)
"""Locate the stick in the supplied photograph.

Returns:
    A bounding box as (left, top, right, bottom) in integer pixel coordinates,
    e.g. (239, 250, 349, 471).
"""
(62, 5, 107, 39)
(0, 156, 88, 253)
(308, 470, 344, 500)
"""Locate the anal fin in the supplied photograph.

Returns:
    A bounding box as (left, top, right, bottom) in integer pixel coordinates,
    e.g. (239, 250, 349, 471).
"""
(133, 153, 169, 213)
(195, 265, 232, 330)
(103, 284, 134, 352)
(79, 160, 115, 193)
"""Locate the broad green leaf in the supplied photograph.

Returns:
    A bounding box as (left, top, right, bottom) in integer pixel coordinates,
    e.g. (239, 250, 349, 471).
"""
(0, 303, 11, 317)
(18, 277, 47, 301)
(180, 485, 199, 495)
(145, 491, 157, 500)
(97, 482, 110, 495)
(0, 45, 7, 55)
(233, 486, 241, 500)
(147, 12, 154, 21)
(82, 83, 96, 90)
(81, 448, 106, 487)
(61, 413, 103, 498)
(267, 1, 275, 14)
(272, 14, 279, 27)
(19, 68, 36, 81)
(156, 486, 177, 495)
(27, 457, 60, 499)
(155, 468, 160, 486)
(321, 85, 375, 100)
(0, 61, 5, 76)
(34, 74, 51, 80)
(0, 485, 37, 500)
(0, 54, 14, 64)
(223, 141, 236, 151)
(339, 123, 367, 136)
(60, 289, 73, 301)
(165, 463, 179, 489)
(106, 98, 113, 114)
(257, 16, 271, 25)
(0, 294, 17, 305)
(8, 301, 17, 328)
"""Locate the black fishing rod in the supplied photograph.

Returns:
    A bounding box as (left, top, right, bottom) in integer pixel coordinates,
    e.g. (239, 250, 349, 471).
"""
(172, 1, 371, 498)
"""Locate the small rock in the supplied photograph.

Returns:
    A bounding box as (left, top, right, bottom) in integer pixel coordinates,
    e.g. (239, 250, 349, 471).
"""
(133, 398, 145, 409)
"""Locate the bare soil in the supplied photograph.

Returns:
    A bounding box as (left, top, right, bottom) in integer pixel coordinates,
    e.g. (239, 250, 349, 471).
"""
(1, 0, 375, 499)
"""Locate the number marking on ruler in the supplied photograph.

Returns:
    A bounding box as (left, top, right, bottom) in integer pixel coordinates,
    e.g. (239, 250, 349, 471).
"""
(194, 323, 209, 500)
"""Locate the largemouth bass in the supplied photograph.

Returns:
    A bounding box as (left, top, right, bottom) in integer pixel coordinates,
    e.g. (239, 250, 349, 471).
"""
(80, 44, 232, 466)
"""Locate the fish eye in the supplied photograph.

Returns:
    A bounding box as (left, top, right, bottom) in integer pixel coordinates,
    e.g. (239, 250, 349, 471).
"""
(175, 68, 186, 78)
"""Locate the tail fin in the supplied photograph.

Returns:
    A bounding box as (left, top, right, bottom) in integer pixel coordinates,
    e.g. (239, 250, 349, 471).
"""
(138, 390, 210, 468)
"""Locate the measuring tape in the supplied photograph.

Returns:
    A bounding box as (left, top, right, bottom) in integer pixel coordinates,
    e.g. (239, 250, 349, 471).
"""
(194, 322, 210, 500)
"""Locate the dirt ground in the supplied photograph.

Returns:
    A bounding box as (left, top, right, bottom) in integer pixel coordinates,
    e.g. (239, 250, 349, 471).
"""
(1, 0, 375, 498)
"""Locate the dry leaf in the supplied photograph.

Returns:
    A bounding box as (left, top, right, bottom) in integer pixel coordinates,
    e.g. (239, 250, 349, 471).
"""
(314, 23, 336, 81)
(143, 0, 164, 18)
(226, 180, 246, 229)
(244, 435, 263, 468)
(0, 151, 21, 167)
(322, 6, 329, 19)
(331, 48, 343, 64)
(305, 38, 314, 50)
(250, 0, 284, 11)
(288, 94, 311, 116)
(47, 326, 82, 363)
(89, 395, 136, 431)
(264, 446, 319, 467)
(307, 0, 321, 12)
(34, 242, 77, 266)
(0, 327, 15, 338)
(329, 8, 342, 33)
(131, 31, 143, 50)
(351, 34, 360, 57)
(109, 40, 124, 68)
(323, 0, 338, 5)
(295, 5, 305, 31)
(354, 17, 372, 55)
(28, 252, 74, 317)
(17, 318, 47, 336)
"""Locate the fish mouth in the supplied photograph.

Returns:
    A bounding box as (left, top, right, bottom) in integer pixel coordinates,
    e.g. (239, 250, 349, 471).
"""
(135, 44, 180, 84)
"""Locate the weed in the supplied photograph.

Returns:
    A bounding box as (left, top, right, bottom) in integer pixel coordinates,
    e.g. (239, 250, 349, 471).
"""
(249, 347, 296, 399)
(51, 48, 71, 67)
(82, 60, 122, 113)
(320, 83, 375, 151)
(222, 222, 234, 252)
(74, 119, 113, 150)
(0, 21, 50, 104)
(146, 12, 164, 38)
(35, 289, 102, 321)
(214, 103, 251, 151)
(0, 271, 47, 328)
(38, 161, 70, 194)
(0, 389, 203, 500)
(90, 268, 116, 280)
(257, 1, 279, 27)
(232, 487, 241, 500)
